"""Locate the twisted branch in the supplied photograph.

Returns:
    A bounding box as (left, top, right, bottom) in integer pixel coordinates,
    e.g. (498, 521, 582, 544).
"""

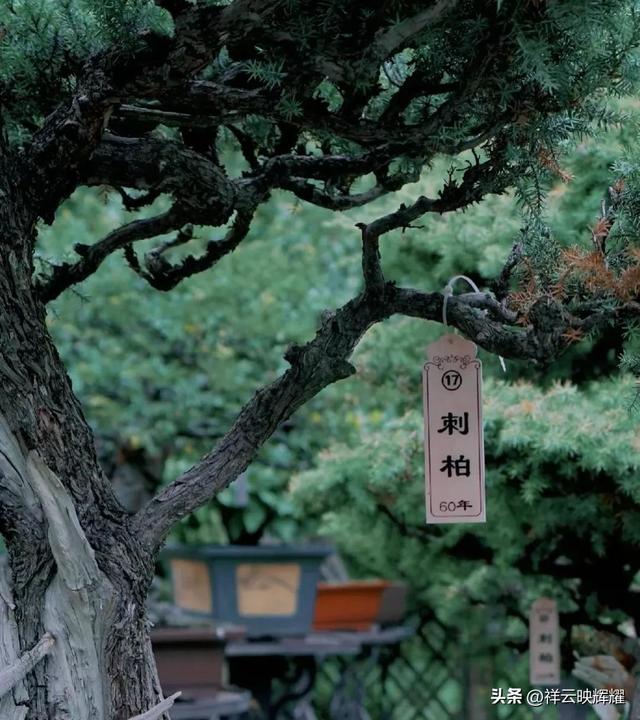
(124, 205, 257, 291)
(36, 210, 182, 303)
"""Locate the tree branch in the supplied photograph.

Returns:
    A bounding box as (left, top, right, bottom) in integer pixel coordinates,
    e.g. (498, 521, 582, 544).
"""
(85, 135, 236, 214)
(127, 692, 181, 720)
(131, 266, 585, 550)
(369, 0, 458, 60)
(36, 210, 182, 303)
(41, 131, 426, 297)
(142, 80, 267, 120)
(86, 135, 383, 201)
(113, 104, 219, 130)
(278, 161, 421, 211)
(362, 157, 507, 239)
(492, 238, 525, 300)
(0, 633, 55, 701)
(158, 78, 502, 154)
(281, 179, 390, 210)
(19, 0, 271, 221)
(12, 0, 540, 233)
(359, 225, 385, 295)
(125, 206, 256, 291)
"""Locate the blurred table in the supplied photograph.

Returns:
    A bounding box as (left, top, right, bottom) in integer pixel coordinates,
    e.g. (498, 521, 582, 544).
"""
(226, 625, 413, 719)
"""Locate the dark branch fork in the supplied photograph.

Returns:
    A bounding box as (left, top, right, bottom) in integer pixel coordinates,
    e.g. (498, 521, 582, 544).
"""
(26, 0, 517, 305)
(132, 232, 616, 549)
(130, 160, 615, 548)
(4, 0, 634, 552)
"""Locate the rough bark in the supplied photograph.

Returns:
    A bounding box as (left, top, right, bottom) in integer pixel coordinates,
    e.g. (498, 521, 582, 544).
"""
(0, 0, 636, 714)
(0, 168, 166, 719)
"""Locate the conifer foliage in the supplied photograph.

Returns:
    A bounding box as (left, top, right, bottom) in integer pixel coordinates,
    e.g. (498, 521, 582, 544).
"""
(2, 1, 640, 361)
(3, 1, 640, 716)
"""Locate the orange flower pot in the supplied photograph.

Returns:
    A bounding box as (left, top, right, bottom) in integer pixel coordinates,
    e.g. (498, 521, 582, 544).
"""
(313, 580, 391, 631)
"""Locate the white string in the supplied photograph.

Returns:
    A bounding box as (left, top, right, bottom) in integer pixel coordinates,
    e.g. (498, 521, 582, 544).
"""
(442, 275, 507, 373)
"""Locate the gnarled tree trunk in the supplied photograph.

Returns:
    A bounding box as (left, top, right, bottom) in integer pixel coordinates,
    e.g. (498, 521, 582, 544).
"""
(0, 182, 164, 719)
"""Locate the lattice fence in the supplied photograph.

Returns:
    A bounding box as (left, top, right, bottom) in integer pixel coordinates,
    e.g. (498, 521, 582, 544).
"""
(314, 614, 598, 720)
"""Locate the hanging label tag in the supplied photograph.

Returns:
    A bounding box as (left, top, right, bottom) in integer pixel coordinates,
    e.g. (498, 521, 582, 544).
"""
(422, 333, 485, 524)
(529, 598, 561, 685)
